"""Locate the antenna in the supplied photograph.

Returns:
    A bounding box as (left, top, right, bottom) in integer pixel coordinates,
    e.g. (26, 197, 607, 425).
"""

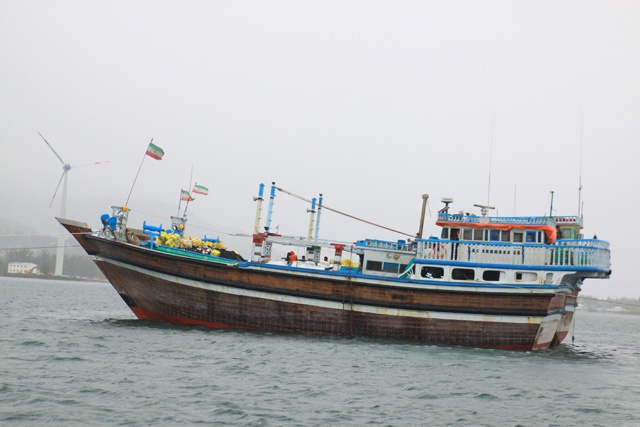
(487, 114, 495, 205)
(473, 203, 495, 217)
(439, 198, 453, 214)
(577, 114, 584, 217)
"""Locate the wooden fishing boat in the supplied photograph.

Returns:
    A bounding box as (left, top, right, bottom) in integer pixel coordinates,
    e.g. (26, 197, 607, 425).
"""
(59, 184, 611, 350)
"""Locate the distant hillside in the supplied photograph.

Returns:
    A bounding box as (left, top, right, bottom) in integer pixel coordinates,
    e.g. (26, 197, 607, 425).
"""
(0, 217, 58, 252)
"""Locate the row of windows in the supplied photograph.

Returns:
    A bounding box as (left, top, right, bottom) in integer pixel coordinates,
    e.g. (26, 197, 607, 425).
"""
(420, 266, 548, 283)
(442, 227, 545, 244)
(366, 260, 409, 274)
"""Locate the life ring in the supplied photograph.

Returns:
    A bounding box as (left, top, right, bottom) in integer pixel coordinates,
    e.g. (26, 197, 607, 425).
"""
(433, 244, 447, 259)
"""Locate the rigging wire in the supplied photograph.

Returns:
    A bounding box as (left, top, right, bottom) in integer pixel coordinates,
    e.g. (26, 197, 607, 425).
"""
(275, 186, 414, 238)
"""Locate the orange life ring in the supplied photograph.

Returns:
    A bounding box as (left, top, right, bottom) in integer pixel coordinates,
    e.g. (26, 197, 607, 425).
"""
(433, 244, 447, 259)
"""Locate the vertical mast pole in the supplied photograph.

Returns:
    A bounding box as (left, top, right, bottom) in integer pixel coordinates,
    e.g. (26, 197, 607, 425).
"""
(307, 197, 317, 240)
(487, 114, 495, 206)
(417, 194, 429, 239)
(578, 114, 584, 217)
(314, 194, 323, 241)
(264, 182, 277, 234)
(253, 183, 265, 234)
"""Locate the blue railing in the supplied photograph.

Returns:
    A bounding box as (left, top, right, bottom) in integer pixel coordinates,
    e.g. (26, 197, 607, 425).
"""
(437, 213, 582, 227)
(356, 239, 414, 252)
(415, 239, 610, 270)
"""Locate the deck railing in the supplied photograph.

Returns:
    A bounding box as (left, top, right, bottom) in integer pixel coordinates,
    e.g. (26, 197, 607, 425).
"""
(437, 213, 583, 227)
(416, 239, 610, 270)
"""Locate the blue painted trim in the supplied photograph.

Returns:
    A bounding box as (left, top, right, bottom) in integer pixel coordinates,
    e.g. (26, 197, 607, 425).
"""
(411, 258, 610, 273)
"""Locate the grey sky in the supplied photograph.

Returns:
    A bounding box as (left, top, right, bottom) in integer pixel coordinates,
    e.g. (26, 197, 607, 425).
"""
(1, 0, 638, 298)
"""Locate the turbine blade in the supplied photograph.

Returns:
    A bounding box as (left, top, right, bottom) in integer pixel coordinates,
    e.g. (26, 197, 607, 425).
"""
(38, 131, 65, 165)
(49, 171, 66, 208)
(72, 160, 111, 168)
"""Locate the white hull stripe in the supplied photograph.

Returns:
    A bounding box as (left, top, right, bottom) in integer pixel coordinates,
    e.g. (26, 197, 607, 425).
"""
(248, 264, 564, 294)
(100, 257, 557, 325)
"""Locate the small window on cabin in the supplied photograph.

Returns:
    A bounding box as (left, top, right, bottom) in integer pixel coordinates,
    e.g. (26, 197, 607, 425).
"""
(515, 272, 538, 282)
(513, 232, 523, 243)
(473, 229, 484, 241)
(501, 231, 510, 242)
(382, 262, 399, 273)
(463, 229, 472, 240)
(441, 228, 449, 239)
(452, 268, 475, 280)
(526, 232, 537, 243)
(483, 270, 502, 281)
(490, 230, 500, 241)
(421, 266, 444, 279)
(366, 261, 382, 272)
(545, 273, 553, 284)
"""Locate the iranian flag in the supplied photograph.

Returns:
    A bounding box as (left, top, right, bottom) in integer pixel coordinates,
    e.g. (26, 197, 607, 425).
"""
(145, 142, 165, 160)
(192, 184, 209, 195)
(180, 189, 194, 201)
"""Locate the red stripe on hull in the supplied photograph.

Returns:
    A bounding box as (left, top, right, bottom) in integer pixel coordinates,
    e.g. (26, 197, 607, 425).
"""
(531, 341, 553, 351)
(130, 306, 254, 330)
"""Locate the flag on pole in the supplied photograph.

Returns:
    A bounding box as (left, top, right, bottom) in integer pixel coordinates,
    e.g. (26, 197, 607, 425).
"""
(192, 184, 209, 195)
(145, 142, 165, 160)
(180, 189, 194, 201)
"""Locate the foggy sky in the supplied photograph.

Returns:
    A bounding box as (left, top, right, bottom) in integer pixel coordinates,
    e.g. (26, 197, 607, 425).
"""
(1, 0, 638, 298)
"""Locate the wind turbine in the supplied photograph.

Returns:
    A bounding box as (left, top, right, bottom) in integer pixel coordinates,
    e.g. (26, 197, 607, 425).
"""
(39, 132, 110, 276)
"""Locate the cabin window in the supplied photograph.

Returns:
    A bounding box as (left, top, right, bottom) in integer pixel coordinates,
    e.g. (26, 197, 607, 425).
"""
(515, 272, 538, 282)
(513, 232, 523, 243)
(366, 261, 382, 272)
(421, 266, 444, 279)
(473, 229, 484, 241)
(452, 268, 475, 281)
(382, 262, 399, 273)
(463, 229, 472, 240)
(490, 230, 500, 241)
(526, 231, 539, 243)
(501, 231, 510, 242)
(441, 228, 449, 239)
(482, 270, 502, 281)
(545, 273, 554, 284)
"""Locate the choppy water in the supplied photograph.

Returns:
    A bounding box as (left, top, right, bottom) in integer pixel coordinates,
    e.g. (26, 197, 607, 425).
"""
(1, 277, 639, 427)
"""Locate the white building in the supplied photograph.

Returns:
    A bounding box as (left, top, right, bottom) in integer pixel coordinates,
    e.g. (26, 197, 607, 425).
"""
(8, 262, 38, 274)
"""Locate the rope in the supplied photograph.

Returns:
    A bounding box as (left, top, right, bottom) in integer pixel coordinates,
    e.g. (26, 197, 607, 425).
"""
(0, 244, 83, 251)
(276, 186, 414, 238)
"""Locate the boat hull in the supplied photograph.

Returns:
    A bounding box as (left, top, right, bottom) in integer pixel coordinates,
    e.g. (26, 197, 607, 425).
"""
(60, 218, 575, 351)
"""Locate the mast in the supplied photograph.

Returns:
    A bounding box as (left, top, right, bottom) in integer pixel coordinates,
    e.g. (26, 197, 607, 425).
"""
(417, 194, 429, 239)
(264, 182, 277, 234)
(487, 114, 495, 206)
(253, 183, 265, 234)
(314, 193, 323, 241)
(578, 114, 584, 217)
(307, 197, 317, 240)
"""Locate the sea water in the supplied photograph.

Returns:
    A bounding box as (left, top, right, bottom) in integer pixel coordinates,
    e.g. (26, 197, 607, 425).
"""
(1, 277, 639, 427)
